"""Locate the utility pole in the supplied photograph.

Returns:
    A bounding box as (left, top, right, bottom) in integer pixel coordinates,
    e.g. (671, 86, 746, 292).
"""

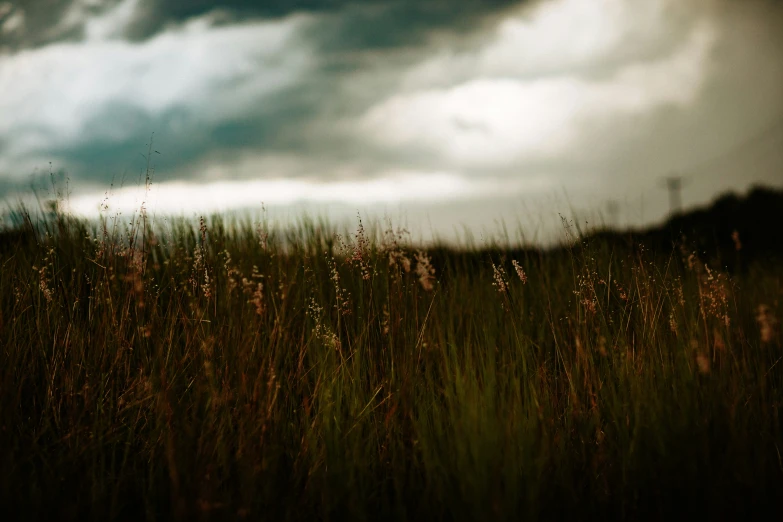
(663, 175, 683, 216)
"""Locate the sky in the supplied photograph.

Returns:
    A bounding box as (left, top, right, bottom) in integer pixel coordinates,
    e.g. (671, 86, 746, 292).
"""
(1, 0, 782, 243)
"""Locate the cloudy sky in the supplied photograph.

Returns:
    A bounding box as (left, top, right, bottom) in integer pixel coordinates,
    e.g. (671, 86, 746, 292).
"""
(1, 0, 782, 243)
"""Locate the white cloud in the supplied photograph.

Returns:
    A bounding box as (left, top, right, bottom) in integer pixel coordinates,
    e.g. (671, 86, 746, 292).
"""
(83, 0, 140, 41)
(359, 2, 717, 169)
(1, 6, 24, 35)
(39, 0, 136, 44)
(64, 170, 544, 217)
(402, 0, 684, 89)
(484, 0, 662, 73)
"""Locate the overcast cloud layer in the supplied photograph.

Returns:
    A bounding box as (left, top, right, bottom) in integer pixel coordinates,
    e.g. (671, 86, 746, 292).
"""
(1, 0, 782, 241)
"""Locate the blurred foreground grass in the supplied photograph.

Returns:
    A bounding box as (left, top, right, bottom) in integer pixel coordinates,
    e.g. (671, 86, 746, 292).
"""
(0, 202, 781, 521)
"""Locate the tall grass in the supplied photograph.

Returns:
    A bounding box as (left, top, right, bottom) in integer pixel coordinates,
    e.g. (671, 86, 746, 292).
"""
(0, 203, 781, 521)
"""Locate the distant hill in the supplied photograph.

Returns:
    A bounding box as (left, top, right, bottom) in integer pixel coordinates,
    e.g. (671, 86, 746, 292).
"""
(588, 185, 783, 271)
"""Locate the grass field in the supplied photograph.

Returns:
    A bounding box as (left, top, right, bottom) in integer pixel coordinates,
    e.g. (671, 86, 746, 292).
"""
(0, 193, 781, 521)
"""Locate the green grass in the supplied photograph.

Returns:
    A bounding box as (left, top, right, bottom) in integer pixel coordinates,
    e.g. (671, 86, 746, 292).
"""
(0, 204, 781, 521)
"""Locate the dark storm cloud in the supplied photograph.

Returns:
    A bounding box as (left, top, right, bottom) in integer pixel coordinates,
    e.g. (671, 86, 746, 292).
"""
(40, 88, 324, 187)
(0, 0, 527, 191)
(1, 0, 519, 51)
(123, 0, 519, 47)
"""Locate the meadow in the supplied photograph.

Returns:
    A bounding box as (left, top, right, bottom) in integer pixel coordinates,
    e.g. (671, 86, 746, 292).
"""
(0, 190, 781, 521)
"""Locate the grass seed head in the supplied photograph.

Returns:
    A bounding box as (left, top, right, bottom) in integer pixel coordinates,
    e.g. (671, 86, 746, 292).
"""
(414, 250, 436, 292)
(512, 259, 527, 284)
(756, 304, 779, 343)
(492, 262, 508, 294)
